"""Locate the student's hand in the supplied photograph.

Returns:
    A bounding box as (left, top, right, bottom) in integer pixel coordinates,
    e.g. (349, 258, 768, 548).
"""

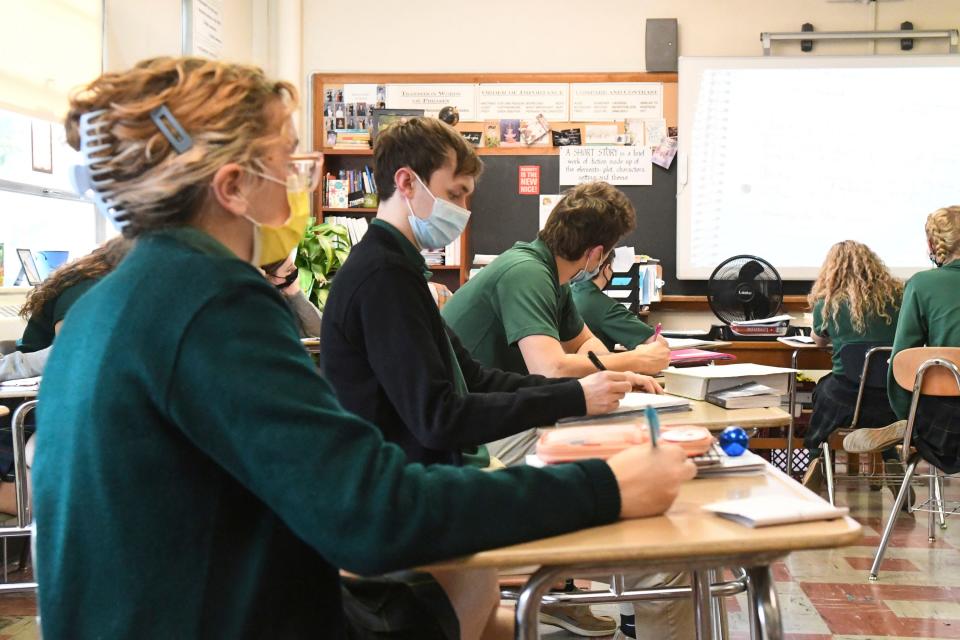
(607, 444, 697, 519)
(428, 282, 453, 310)
(631, 339, 670, 373)
(579, 371, 645, 415)
(631, 375, 664, 394)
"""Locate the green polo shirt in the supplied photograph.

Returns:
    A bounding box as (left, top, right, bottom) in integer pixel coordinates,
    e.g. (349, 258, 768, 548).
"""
(888, 260, 960, 418)
(812, 297, 900, 379)
(17, 277, 97, 353)
(442, 238, 584, 374)
(571, 280, 654, 351)
(36, 226, 620, 638)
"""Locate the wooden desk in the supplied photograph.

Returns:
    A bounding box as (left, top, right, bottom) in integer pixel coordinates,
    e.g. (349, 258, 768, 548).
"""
(426, 465, 861, 639)
(721, 341, 832, 369)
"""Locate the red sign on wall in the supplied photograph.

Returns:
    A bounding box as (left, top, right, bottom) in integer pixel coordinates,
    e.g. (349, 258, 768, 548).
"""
(518, 165, 540, 195)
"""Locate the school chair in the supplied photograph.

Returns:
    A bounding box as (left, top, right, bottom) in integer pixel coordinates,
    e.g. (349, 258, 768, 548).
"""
(0, 400, 37, 592)
(869, 347, 960, 581)
(821, 344, 893, 505)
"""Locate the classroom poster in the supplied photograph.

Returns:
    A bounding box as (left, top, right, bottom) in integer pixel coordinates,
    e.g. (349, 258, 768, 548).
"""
(570, 83, 662, 121)
(518, 165, 540, 195)
(342, 84, 379, 105)
(384, 84, 477, 119)
(189, 0, 224, 59)
(560, 146, 652, 186)
(539, 194, 560, 230)
(476, 84, 569, 121)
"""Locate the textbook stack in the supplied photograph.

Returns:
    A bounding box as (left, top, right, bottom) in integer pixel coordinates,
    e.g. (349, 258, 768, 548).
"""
(422, 249, 445, 267)
(729, 314, 792, 337)
(332, 129, 371, 150)
(444, 237, 460, 266)
(325, 216, 369, 246)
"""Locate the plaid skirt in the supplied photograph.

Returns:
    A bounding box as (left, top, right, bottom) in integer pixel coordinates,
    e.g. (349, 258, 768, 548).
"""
(804, 373, 898, 449)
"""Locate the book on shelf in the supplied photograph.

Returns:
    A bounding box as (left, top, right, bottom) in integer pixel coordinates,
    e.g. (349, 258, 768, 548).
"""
(705, 382, 782, 409)
(323, 165, 378, 209)
(325, 216, 369, 245)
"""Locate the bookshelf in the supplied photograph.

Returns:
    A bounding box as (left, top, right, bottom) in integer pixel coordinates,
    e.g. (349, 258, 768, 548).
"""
(311, 71, 678, 290)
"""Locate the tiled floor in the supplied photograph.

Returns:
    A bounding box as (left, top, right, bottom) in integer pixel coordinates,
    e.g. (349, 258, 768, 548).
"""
(0, 474, 956, 639)
(541, 472, 960, 639)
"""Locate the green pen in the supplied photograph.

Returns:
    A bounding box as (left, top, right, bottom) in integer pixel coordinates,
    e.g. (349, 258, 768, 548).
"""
(644, 405, 660, 448)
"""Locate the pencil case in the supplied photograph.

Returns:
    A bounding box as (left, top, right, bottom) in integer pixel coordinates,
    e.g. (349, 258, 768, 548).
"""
(536, 424, 714, 464)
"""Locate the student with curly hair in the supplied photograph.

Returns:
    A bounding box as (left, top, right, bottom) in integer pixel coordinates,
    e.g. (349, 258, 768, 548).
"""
(802, 240, 903, 492)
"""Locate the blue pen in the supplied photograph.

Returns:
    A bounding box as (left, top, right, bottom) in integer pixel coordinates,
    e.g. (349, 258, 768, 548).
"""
(644, 406, 660, 448)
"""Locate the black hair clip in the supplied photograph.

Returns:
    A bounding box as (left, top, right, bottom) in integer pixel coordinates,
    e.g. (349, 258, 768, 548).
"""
(149, 105, 193, 154)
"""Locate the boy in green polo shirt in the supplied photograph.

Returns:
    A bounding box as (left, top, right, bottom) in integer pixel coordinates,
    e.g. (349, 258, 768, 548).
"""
(571, 253, 657, 352)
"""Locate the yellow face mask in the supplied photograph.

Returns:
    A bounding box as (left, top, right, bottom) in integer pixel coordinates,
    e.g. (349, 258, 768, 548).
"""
(252, 189, 311, 266)
(245, 154, 321, 266)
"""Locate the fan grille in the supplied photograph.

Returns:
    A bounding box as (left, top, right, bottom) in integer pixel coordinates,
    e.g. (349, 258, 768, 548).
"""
(707, 255, 783, 325)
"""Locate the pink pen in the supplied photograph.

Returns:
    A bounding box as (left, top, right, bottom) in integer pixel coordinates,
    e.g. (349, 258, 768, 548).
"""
(654, 323, 662, 339)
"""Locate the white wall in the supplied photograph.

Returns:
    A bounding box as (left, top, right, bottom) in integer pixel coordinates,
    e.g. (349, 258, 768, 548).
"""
(303, 0, 960, 74)
(104, 0, 258, 72)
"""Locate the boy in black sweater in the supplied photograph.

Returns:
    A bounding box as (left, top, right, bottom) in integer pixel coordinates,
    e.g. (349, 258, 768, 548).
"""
(322, 117, 663, 637)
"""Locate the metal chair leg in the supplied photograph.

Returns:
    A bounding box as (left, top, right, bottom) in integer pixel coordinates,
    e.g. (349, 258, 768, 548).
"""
(928, 472, 937, 542)
(871, 456, 919, 581)
(821, 442, 835, 506)
(745, 566, 783, 640)
(933, 468, 947, 529)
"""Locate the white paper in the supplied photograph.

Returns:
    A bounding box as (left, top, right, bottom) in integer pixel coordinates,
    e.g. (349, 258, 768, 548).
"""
(343, 84, 379, 104)
(477, 84, 569, 120)
(584, 124, 621, 145)
(191, 0, 224, 59)
(644, 119, 667, 148)
(560, 146, 653, 186)
(664, 338, 721, 350)
(612, 246, 635, 272)
(384, 84, 477, 119)
(703, 495, 849, 528)
(614, 392, 690, 412)
(732, 314, 793, 326)
(0, 376, 41, 387)
(570, 83, 663, 121)
(605, 290, 631, 299)
(538, 194, 560, 231)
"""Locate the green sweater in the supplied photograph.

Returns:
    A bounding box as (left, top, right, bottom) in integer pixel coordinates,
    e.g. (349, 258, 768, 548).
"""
(811, 298, 899, 379)
(33, 227, 621, 639)
(888, 260, 960, 419)
(571, 280, 655, 351)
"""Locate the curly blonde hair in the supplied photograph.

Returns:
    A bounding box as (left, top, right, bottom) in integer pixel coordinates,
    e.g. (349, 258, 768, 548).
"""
(64, 57, 297, 238)
(808, 240, 903, 334)
(20, 237, 133, 319)
(925, 206, 960, 266)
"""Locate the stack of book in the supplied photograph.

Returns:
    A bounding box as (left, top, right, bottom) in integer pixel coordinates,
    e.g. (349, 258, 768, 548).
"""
(444, 238, 460, 267)
(332, 129, 371, 150)
(325, 216, 369, 245)
(729, 314, 792, 337)
(422, 249, 445, 266)
(705, 382, 781, 409)
(662, 363, 795, 401)
(323, 166, 378, 209)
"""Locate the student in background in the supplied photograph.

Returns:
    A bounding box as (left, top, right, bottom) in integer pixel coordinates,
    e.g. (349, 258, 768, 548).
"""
(34, 57, 696, 640)
(321, 118, 658, 637)
(443, 182, 693, 640)
(262, 254, 322, 338)
(571, 252, 664, 352)
(802, 240, 903, 494)
(845, 206, 960, 475)
(442, 182, 670, 465)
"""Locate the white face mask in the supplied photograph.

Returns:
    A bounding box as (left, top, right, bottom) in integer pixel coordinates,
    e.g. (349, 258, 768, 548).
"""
(403, 172, 471, 250)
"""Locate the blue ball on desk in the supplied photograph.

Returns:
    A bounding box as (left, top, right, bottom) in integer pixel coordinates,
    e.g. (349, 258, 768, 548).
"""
(719, 426, 749, 457)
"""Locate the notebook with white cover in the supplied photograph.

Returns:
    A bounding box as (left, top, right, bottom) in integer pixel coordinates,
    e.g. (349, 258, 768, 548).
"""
(702, 495, 848, 528)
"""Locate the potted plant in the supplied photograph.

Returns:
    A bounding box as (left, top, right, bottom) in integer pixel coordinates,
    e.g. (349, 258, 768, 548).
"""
(295, 220, 351, 310)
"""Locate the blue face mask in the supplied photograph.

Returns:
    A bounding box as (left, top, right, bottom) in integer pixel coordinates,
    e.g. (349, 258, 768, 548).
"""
(569, 251, 603, 285)
(404, 172, 471, 250)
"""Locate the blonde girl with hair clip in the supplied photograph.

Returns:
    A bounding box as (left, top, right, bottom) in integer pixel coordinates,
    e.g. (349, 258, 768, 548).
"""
(845, 206, 960, 474)
(802, 240, 904, 493)
(33, 57, 695, 640)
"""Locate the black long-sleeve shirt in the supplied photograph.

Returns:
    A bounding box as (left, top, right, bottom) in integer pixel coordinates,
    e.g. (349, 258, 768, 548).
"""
(321, 220, 586, 466)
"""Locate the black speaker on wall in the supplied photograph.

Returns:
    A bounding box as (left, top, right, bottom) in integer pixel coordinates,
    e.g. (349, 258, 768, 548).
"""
(646, 19, 678, 72)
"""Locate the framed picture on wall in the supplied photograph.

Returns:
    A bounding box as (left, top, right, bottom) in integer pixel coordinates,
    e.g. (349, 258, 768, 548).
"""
(370, 108, 424, 143)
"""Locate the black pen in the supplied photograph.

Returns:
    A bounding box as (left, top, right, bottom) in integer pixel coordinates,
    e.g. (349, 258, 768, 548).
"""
(587, 351, 606, 371)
